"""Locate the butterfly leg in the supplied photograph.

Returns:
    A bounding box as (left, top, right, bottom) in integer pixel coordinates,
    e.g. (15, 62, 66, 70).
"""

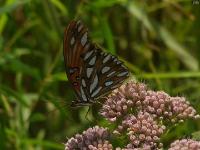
(85, 106, 92, 122)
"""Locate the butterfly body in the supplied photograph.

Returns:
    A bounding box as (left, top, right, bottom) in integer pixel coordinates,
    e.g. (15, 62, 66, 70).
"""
(63, 20, 129, 107)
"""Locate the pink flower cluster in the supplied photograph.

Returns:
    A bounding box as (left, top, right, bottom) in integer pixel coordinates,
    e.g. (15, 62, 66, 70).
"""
(65, 126, 112, 150)
(100, 81, 199, 123)
(123, 112, 165, 149)
(100, 82, 147, 122)
(99, 81, 199, 149)
(169, 139, 200, 150)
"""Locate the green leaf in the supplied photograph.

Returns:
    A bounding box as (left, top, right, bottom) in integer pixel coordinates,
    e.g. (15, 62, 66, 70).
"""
(7, 59, 40, 80)
(126, 1, 156, 34)
(158, 26, 199, 71)
(100, 17, 115, 54)
(192, 131, 200, 140)
(136, 72, 200, 79)
(0, 0, 30, 14)
(45, 72, 67, 82)
(0, 14, 8, 34)
(50, 0, 68, 15)
(89, 0, 127, 9)
(30, 113, 46, 123)
(21, 138, 64, 149)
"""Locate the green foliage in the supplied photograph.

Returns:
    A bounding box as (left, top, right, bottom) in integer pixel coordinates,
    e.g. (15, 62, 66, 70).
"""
(0, 0, 200, 149)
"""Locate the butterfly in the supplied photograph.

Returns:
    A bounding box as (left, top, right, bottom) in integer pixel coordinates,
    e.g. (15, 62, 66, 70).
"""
(63, 20, 129, 107)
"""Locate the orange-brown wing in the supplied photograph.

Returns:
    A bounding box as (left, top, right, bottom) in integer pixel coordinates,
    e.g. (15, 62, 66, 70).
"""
(63, 20, 92, 100)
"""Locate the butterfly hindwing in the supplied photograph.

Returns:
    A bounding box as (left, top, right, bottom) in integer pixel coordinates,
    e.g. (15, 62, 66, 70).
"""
(80, 45, 129, 101)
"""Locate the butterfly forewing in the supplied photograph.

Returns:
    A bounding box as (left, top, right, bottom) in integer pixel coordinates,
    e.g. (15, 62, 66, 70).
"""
(63, 20, 91, 102)
(63, 20, 129, 106)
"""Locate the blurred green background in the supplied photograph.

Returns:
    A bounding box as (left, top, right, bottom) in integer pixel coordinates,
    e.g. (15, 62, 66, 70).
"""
(0, 0, 200, 149)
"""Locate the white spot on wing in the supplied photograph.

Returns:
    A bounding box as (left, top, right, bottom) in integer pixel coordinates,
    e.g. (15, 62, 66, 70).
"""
(77, 20, 81, 25)
(80, 86, 87, 101)
(87, 68, 93, 78)
(90, 74, 98, 93)
(107, 71, 116, 77)
(82, 79, 86, 87)
(101, 66, 110, 74)
(70, 37, 75, 45)
(105, 81, 113, 87)
(89, 56, 96, 65)
(117, 71, 128, 77)
(69, 68, 78, 74)
(84, 50, 93, 60)
(113, 57, 122, 64)
(114, 58, 118, 62)
(117, 60, 122, 64)
(69, 68, 74, 74)
(103, 54, 111, 64)
(91, 86, 102, 98)
(81, 32, 87, 46)
(78, 24, 83, 32)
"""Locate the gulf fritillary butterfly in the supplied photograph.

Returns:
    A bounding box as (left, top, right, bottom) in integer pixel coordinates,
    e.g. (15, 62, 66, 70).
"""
(63, 20, 129, 107)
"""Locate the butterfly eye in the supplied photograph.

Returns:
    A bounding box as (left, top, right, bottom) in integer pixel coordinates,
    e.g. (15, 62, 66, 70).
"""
(63, 20, 129, 106)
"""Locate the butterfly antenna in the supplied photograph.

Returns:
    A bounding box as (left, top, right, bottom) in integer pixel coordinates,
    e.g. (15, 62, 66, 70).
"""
(96, 100, 104, 106)
(41, 95, 71, 117)
(101, 96, 109, 100)
(98, 96, 109, 105)
(65, 136, 69, 140)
